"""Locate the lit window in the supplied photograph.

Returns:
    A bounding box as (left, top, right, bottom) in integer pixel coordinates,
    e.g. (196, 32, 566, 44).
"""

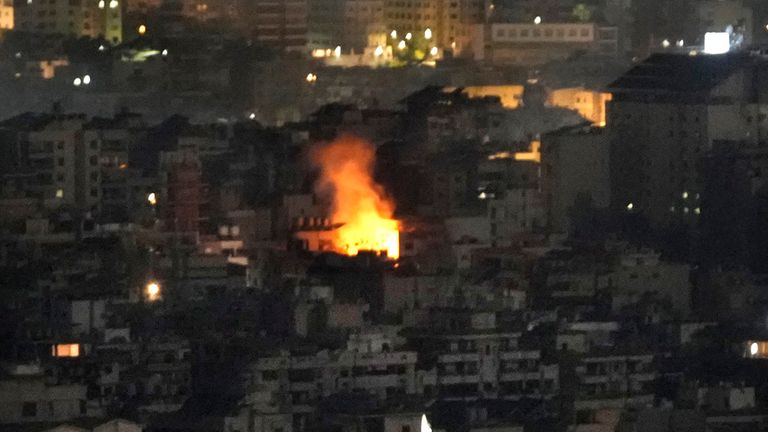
(52, 343, 80, 357)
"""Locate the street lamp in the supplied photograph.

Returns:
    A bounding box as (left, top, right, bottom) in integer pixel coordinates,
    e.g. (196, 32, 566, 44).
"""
(390, 30, 397, 39)
(405, 32, 412, 40)
(146, 281, 161, 301)
(534, 16, 542, 25)
(398, 40, 406, 50)
(138, 24, 147, 35)
(424, 28, 432, 40)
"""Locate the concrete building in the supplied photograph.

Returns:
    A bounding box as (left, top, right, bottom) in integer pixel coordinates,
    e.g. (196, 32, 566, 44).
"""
(161, 155, 207, 236)
(547, 87, 612, 127)
(541, 123, 610, 233)
(607, 53, 768, 228)
(474, 22, 619, 66)
(246, 334, 418, 426)
(0, 366, 88, 424)
(343, 0, 385, 52)
(248, 0, 308, 52)
(572, 351, 656, 431)
(487, 187, 545, 245)
(14, 0, 122, 43)
(406, 309, 558, 400)
(384, 0, 487, 55)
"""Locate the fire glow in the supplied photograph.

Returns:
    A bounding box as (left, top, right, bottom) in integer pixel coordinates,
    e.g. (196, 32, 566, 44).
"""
(310, 135, 399, 258)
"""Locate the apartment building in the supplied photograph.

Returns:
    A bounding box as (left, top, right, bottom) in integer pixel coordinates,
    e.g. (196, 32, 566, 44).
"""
(14, 0, 122, 43)
(474, 22, 619, 66)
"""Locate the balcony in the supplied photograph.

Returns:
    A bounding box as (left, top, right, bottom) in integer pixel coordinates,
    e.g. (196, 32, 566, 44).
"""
(439, 353, 480, 363)
(439, 375, 480, 385)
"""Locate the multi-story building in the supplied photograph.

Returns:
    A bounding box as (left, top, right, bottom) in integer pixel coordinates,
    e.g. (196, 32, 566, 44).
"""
(0, 365, 88, 424)
(474, 22, 619, 66)
(541, 123, 610, 233)
(607, 53, 768, 232)
(14, 0, 122, 43)
(246, 331, 418, 428)
(306, 0, 345, 50)
(247, 0, 308, 52)
(161, 154, 207, 236)
(343, 0, 385, 52)
(572, 350, 656, 430)
(405, 309, 558, 401)
(384, 0, 487, 56)
(13, 114, 103, 211)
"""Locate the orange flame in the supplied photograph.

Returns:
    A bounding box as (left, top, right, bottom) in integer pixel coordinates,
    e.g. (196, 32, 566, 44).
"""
(310, 135, 399, 258)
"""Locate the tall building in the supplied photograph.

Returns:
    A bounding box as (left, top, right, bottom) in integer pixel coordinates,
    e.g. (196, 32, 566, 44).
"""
(0, 113, 104, 211)
(343, 0, 384, 52)
(162, 156, 207, 235)
(541, 123, 610, 234)
(306, 0, 344, 50)
(247, 0, 308, 52)
(384, 0, 487, 55)
(606, 53, 767, 226)
(14, 0, 121, 43)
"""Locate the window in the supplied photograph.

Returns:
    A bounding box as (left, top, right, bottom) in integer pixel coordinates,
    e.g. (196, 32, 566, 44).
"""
(52, 343, 80, 357)
(22, 402, 36, 417)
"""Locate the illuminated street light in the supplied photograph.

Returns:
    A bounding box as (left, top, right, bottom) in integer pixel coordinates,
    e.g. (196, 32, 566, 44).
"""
(305, 72, 317, 83)
(534, 16, 542, 25)
(405, 32, 412, 40)
(249, 112, 256, 120)
(147, 192, 157, 206)
(676, 39, 684, 47)
(146, 281, 161, 301)
(73, 77, 82, 86)
(109, 0, 118, 8)
(161, 49, 168, 56)
(98, 0, 104, 7)
(398, 40, 406, 50)
(98, 44, 105, 51)
(374, 45, 384, 57)
(424, 28, 432, 40)
(138, 24, 147, 35)
(661, 39, 671, 48)
(334, 45, 341, 58)
(390, 29, 397, 39)
(429, 46, 438, 56)
(626, 202, 634, 211)
(752, 342, 759, 356)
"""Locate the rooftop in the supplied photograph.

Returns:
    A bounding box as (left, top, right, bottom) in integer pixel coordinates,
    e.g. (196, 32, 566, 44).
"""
(608, 53, 754, 94)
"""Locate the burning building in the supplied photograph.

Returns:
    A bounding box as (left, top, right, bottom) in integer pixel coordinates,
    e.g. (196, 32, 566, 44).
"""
(295, 136, 399, 259)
